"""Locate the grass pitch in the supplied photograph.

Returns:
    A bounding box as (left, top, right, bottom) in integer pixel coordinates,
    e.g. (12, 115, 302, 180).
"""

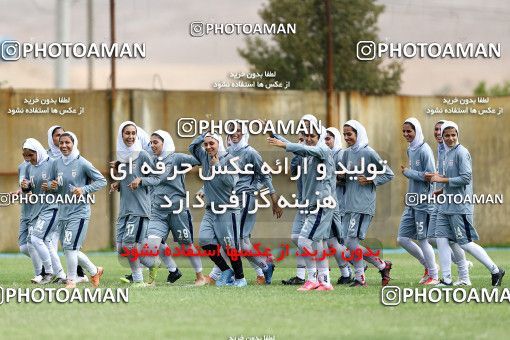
(0, 251, 509, 339)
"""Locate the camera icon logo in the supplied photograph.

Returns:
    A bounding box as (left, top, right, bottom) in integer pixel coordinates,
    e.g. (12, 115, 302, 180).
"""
(190, 22, 205, 37)
(177, 118, 197, 138)
(356, 41, 376, 61)
(1, 40, 21, 61)
(405, 193, 419, 207)
(381, 286, 401, 306)
(0, 193, 12, 206)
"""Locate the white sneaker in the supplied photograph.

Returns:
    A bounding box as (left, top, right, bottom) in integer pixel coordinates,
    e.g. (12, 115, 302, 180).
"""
(76, 276, 89, 283)
(31, 275, 43, 284)
(453, 279, 472, 286)
(39, 274, 55, 284)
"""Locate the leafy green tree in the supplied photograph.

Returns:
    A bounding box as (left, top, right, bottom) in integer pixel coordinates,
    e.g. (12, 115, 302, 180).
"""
(239, 0, 402, 94)
(474, 81, 510, 96)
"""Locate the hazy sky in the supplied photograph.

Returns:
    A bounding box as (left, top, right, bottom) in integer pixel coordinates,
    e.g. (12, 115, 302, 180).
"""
(0, 0, 509, 95)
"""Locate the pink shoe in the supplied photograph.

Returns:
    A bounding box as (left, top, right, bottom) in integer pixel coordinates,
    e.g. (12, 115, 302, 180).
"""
(419, 268, 429, 284)
(297, 280, 320, 291)
(423, 277, 440, 285)
(316, 283, 334, 291)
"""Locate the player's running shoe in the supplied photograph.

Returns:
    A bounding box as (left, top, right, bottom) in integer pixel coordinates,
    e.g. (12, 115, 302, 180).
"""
(492, 268, 505, 287)
(216, 269, 234, 287)
(349, 279, 367, 287)
(147, 266, 159, 285)
(281, 276, 305, 285)
(204, 276, 216, 285)
(90, 266, 104, 287)
(435, 279, 453, 286)
(120, 274, 133, 284)
(76, 275, 89, 284)
(423, 277, 440, 285)
(419, 268, 429, 284)
(316, 283, 334, 291)
(167, 269, 182, 284)
(453, 279, 472, 286)
(379, 261, 392, 286)
(226, 278, 247, 287)
(297, 281, 320, 291)
(31, 275, 43, 284)
(337, 276, 353, 285)
(40, 274, 55, 285)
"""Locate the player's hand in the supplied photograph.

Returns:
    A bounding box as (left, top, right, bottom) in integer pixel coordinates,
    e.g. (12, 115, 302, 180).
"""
(50, 180, 58, 190)
(400, 165, 408, 174)
(128, 178, 141, 190)
(72, 187, 84, 196)
(267, 137, 286, 148)
(358, 175, 372, 186)
(429, 173, 446, 183)
(21, 179, 30, 189)
(41, 181, 49, 191)
(210, 154, 219, 166)
(272, 203, 283, 218)
(110, 182, 119, 193)
(424, 172, 435, 182)
(433, 188, 443, 196)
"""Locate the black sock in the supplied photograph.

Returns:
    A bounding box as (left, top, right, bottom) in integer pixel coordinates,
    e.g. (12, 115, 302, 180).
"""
(40, 266, 46, 276)
(77, 265, 85, 277)
(202, 244, 230, 271)
(228, 256, 244, 280)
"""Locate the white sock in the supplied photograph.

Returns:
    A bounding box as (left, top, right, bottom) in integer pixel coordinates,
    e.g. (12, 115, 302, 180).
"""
(316, 241, 330, 284)
(345, 237, 365, 281)
(241, 238, 268, 271)
(360, 245, 386, 270)
(77, 251, 98, 276)
(340, 265, 350, 277)
(437, 238, 452, 283)
(298, 236, 317, 283)
(27, 242, 43, 275)
(418, 239, 438, 279)
(123, 243, 142, 280)
(46, 237, 65, 278)
(209, 265, 222, 280)
(460, 242, 499, 274)
(31, 235, 53, 274)
(185, 244, 203, 273)
(253, 265, 264, 277)
(326, 237, 348, 268)
(65, 249, 79, 281)
(159, 244, 178, 272)
(398, 236, 426, 267)
(450, 242, 469, 281)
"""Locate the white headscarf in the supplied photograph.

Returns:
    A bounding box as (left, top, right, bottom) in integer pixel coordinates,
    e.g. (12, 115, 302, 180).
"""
(301, 114, 327, 147)
(440, 121, 460, 150)
(22, 138, 49, 166)
(326, 127, 342, 153)
(60, 131, 80, 165)
(204, 132, 226, 154)
(152, 130, 176, 158)
(116, 121, 147, 162)
(404, 117, 424, 151)
(226, 120, 249, 152)
(344, 120, 369, 153)
(47, 125, 63, 158)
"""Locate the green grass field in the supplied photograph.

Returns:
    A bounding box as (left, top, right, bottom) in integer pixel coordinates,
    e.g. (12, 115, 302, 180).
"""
(0, 251, 509, 339)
